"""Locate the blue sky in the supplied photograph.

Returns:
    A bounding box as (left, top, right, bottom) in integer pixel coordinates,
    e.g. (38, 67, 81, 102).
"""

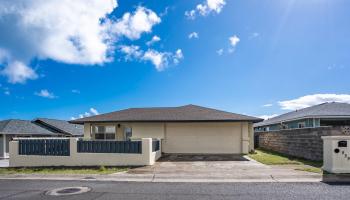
(0, 0, 349, 120)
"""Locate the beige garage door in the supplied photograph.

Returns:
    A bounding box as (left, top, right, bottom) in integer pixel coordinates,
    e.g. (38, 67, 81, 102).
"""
(163, 122, 242, 154)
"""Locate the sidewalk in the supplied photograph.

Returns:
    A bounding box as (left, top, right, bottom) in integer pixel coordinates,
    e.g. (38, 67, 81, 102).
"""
(0, 172, 323, 183)
(1, 171, 349, 183)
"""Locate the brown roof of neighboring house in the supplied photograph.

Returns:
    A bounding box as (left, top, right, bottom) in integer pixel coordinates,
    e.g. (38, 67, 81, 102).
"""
(70, 104, 263, 124)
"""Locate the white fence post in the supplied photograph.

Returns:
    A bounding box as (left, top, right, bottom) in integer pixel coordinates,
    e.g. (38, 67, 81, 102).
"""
(141, 138, 152, 165)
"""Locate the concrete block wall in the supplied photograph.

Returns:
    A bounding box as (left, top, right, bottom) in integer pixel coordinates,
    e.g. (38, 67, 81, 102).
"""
(9, 138, 162, 167)
(256, 126, 349, 161)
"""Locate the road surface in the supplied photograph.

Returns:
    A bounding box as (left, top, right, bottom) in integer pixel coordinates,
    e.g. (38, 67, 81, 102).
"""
(0, 179, 349, 199)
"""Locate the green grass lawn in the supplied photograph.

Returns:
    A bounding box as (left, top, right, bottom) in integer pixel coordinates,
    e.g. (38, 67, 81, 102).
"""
(249, 148, 323, 174)
(0, 166, 128, 175)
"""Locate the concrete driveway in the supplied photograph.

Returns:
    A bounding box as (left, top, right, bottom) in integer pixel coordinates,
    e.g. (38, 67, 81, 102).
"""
(118, 154, 322, 182)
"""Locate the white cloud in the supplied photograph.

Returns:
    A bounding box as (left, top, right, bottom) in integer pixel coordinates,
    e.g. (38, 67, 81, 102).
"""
(185, 10, 196, 20)
(188, 32, 199, 39)
(143, 49, 183, 71)
(259, 114, 279, 120)
(173, 49, 183, 65)
(229, 35, 240, 47)
(226, 35, 240, 54)
(146, 35, 161, 46)
(112, 6, 161, 40)
(119, 46, 183, 71)
(34, 89, 56, 99)
(4, 90, 10, 96)
(142, 50, 168, 71)
(90, 108, 99, 115)
(216, 49, 224, 56)
(73, 107, 99, 119)
(263, 104, 273, 107)
(278, 94, 350, 110)
(1, 61, 38, 84)
(185, 0, 226, 19)
(119, 45, 143, 60)
(0, 1, 161, 84)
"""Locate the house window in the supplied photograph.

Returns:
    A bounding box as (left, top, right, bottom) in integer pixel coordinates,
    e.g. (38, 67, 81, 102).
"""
(124, 127, 132, 140)
(298, 122, 306, 128)
(281, 124, 288, 129)
(92, 125, 116, 140)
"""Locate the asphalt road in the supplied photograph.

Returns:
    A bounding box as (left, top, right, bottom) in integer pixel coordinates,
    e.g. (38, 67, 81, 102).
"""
(0, 180, 350, 200)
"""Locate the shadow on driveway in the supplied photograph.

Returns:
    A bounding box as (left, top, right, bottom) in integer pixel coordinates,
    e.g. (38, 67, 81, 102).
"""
(157, 154, 249, 162)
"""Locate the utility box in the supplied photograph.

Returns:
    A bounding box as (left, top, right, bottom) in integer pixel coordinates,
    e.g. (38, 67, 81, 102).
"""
(322, 136, 350, 173)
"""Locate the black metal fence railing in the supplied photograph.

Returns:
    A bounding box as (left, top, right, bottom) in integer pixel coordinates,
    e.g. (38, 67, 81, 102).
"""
(18, 139, 70, 156)
(152, 140, 160, 152)
(77, 140, 142, 154)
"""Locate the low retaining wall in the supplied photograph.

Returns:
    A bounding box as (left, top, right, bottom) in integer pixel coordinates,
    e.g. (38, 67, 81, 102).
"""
(9, 138, 161, 167)
(256, 126, 350, 161)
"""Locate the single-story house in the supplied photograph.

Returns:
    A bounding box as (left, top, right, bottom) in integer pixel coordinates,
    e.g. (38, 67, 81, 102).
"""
(254, 102, 350, 132)
(70, 104, 262, 154)
(0, 118, 83, 158)
(254, 102, 350, 161)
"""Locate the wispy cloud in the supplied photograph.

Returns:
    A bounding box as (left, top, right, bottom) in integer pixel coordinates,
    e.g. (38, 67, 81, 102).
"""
(216, 49, 224, 56)
(249, 32, 260, 39)
(185, 0, 226, 19)
(219, 35, 240, 54)
(278, 94, 350, 110)
(188, 32, 199, 39)
(71, 89, 80, 94)
(229, 35, 240, 47)
(146, 35, 161, 46)
(119, 45, 184, 71)
(71, 108, 99, 120)
(34, 89, 57, 99)
(1, 61, 38, 84)
(262, 104, 273, 107)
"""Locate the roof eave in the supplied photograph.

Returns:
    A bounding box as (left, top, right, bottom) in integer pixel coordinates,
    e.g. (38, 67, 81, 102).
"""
(254, 115, 350, 127)
(70, 119, 263, 125)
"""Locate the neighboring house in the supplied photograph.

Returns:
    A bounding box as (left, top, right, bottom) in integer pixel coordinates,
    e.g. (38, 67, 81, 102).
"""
(0, 118, 83, 158)
(254, 102, 350, 132)
(254, 102, 350, 161)
(70, 104, 262, 154)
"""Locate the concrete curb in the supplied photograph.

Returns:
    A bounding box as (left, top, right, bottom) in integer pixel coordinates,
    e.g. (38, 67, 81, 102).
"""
(0, 174, 326, 183)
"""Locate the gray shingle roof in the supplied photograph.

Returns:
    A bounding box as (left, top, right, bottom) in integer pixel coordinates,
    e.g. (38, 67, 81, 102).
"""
(0, 119, 58, 135)
(254, 102, 350, 127)
(70, 104, 263, 124)
(33, 118, 83, 136)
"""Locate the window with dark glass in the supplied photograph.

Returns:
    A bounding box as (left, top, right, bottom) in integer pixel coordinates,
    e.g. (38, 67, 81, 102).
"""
(92, 125, 116, 140)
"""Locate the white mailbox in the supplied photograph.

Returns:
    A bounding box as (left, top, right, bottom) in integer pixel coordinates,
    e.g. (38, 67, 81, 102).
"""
(322, 136, 350, 173)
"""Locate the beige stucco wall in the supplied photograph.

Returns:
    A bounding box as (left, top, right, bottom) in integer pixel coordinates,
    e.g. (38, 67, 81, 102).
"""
(9, 138, 161, 167)
(84, 123, 91, 139)
(163, 122, 245, 154)
(82, 121, 254, 154)
(131, 123, 165, 139)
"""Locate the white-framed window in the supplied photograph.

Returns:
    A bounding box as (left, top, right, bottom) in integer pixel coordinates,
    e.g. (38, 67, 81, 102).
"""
(92, 125, 116, 140)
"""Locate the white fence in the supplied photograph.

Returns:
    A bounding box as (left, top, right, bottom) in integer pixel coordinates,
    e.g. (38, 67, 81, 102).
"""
(9, 138, 161, 167)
